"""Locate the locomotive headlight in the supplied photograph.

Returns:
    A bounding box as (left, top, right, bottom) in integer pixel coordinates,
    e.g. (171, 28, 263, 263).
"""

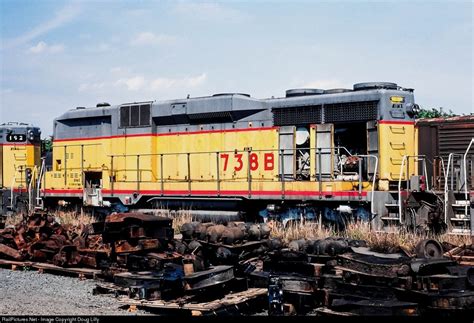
(405, 103, 420, 117)
(28, 130, 34, 141)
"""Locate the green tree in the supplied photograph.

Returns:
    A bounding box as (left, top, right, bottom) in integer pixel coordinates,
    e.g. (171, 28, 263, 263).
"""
(417, 107, 456, 119)
(41, 136, 53, 153)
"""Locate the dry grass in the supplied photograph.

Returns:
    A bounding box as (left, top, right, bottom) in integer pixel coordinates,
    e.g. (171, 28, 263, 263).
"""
(4, 210, 98, 228)
(5, 207, 471, 252)
(269, 220, 334, 242)
(343, 222, 422, 253)
(53, 210, 97, 227)
(151, 209, 194, 234)
(2, 210, 97, 236)
(269, 220, 472, 253)
(51, 210, 97, 236)
(437, 233, 472, 248)
(4, 212, 24, 227)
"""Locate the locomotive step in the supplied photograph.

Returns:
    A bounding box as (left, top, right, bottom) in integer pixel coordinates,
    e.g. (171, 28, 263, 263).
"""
(449, 217, 470, 221)
(452, 201, 470, 207)
(448, 229, 471, 235)
(380, 217, 400, 221)
(384, 203, 400, 208)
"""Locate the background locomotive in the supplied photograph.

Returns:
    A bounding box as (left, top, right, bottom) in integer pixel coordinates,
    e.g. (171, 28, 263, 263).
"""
(0, 122, 42, 216)
(1, 82, 472, 234)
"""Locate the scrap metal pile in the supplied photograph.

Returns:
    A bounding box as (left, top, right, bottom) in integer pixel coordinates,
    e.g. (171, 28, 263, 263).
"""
(0, 212, 108, 267)
(0, 212, 473, 317)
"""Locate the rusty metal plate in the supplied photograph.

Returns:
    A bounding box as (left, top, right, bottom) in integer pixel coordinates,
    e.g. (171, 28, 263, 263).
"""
(114, 239, 161, 254)
(0, 243, 22, 260)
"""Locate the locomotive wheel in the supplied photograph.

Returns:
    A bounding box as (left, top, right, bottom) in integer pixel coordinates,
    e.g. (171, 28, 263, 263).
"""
(414, 239, 443, 259)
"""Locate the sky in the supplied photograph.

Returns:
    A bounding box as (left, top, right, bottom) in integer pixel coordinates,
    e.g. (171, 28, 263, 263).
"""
(0, 0, 472, 136)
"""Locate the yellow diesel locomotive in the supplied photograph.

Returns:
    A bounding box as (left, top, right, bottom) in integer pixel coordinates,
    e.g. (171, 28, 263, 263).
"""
(0, 122, 42, 215)
(39, 82, 442, 231)
(2, 82, 473, 234)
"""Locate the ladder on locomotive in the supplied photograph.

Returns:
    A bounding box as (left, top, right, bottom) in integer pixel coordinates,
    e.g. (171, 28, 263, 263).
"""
(30, 157, 46, 212)
(6, 143, 28, 211)
(381, 155, 430, 231)
(444, 138, 474, 235)
(12, 144, 28, 187)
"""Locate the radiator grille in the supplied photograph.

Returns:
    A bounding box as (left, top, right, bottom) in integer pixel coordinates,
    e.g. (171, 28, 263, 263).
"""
(272, 105, 322, 126)
(273, 101, 378, 125)
(188, 111, 233, 122)
(324, 101, 378, 123)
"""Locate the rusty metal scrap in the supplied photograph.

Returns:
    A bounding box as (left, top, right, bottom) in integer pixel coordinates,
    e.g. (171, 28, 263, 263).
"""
(114, 264, 185, 301)
(0, 212, 108, 267)
(1, 215, 473, 317)
(181, 222, 270, 244)
(52, 245, 82, 267)
(415, 239, 444, 259)
(94, 212, 174, 243)
(124, 251, 183, 272)
(337, 250, 412, 278)
(0, 213, 71, 261)
(183, 265, 234, 292)
(444, 244, 474, 266)
(329, 299, 420, 316)
(114, 238, 161, 254)
(90, 217, 474, 316)
(0, 243, 22, 260)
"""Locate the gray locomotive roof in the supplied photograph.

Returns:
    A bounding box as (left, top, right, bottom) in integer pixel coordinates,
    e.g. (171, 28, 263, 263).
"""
(0, 122, 40, 144)
(155, 93, 266, 116)
(54, 93, 264, 121)
(0, 122, 36, 128)
(55, 106, 114, 121)
(268, 88, 414, 107)
(55, 88, 414, 121)
(52, 84, 418, 140)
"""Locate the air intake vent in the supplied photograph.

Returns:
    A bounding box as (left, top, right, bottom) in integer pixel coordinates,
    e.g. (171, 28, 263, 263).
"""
(272, 100, 379, 125)
(286, 89, 324, 97)
(353, 82, 398, 91)
(96, 102, 111, 107)
(325, 101, 378, 122)
(188, 111, 233, 124)
(273, 105, 322, 126)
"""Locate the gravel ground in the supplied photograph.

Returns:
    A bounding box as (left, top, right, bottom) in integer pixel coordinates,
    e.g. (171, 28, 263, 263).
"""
(0, 268, 148, 316)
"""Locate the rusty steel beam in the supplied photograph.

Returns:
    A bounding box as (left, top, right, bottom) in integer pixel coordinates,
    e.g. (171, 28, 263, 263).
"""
(0, 243, 22, 260)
